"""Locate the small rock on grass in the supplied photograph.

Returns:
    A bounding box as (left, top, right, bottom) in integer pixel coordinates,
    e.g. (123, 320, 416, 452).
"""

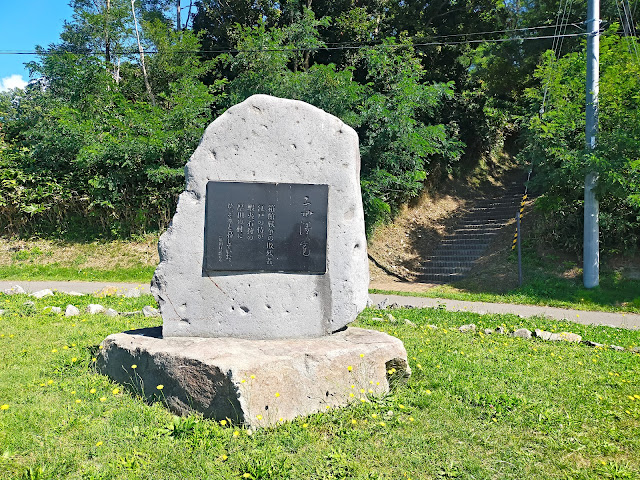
(548, 332, 582, 343)
(105, 308, 119, 317)
(124, 288, 142, 298)
(65, 305, 80, 317)
(459, 324, 476, 333)
(484, 328, 494, 335)
(512, 328, 532, 339)
(142, 306, 160, 318)
(44, 306, 62, 314)
(3, 285, 25, 295)
(0, 309, 5, 316)
(31, 289, 53, 299)
(534, 329, 553, 341)
(86, 304, 106, 314)
(64, 291, 85, 296)
(404, 319, 416, 327)
(495, 326, 506, 334)
(385, 313, 397, 323)
(610, 345, 625, 352)
(584, 340, 605, 347)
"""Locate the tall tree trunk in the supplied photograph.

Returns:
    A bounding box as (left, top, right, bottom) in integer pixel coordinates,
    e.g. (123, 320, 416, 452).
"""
(176, 0, 181, 31)
(131, 0, 155, 105)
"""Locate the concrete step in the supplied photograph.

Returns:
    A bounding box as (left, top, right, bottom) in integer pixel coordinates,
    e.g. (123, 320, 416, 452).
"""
(419, 260, 476, 269)
(419, 265, 473, 275)
(424, 254, 484, 262)
(418, 272, 467, 282)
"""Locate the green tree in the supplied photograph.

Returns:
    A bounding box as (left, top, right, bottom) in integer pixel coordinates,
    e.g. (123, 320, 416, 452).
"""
(522, 31, 640, 253)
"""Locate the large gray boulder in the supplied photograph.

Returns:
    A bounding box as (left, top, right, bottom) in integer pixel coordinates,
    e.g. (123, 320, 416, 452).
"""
(152, 95, 369, 339)
(96, 326, 409, 426)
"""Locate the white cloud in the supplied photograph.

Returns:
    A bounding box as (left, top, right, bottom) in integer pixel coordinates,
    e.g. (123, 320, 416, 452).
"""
(0, 74, 28, 92)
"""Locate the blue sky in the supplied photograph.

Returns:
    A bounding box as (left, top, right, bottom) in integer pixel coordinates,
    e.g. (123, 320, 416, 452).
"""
(0, 1, 74, 92)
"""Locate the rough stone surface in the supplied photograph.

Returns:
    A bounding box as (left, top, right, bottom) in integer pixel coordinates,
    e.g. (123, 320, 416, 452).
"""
(97, 327, 409, 426)
(512, 328, 532, 339)
(496, 326, 506, 334)
(459, 324, 476, 333)
(86, 304, 106, 314)
(3, 285, 26, 295)
(151, 95, 368, 339)
(484, 328, 494, 335)
(143, 306, 160, 318)
(548, 332, 582, 343)
(65, 305, 80, 317)
(31, 289, 54, 299)
(105, 308, 119, 317)
(610, 345, 625, 352)
(534, 329, 553, 341)
(45, 306, 62, 314)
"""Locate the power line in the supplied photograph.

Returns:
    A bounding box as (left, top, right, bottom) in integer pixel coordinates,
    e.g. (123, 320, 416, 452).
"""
(0, 31, 588, 57)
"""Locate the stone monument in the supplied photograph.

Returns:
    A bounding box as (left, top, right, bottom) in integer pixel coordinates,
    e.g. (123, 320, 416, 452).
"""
(97, 95, 409, 426)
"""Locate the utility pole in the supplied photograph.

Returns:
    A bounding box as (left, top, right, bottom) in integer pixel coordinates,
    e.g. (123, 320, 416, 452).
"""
(584, 0, 600, 288)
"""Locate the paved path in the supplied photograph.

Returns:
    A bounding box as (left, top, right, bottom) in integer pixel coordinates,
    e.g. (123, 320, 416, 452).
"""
(369, 293, 640, 329)
(2, 281, 638, 330)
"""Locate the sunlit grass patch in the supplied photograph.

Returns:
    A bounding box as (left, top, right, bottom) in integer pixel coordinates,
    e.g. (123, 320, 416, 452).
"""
(0, 298, 639, 479)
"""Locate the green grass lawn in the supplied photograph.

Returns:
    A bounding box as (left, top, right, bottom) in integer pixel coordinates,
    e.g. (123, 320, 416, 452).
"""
(0, 264, 157, 284)
(1, 294, 639, 479)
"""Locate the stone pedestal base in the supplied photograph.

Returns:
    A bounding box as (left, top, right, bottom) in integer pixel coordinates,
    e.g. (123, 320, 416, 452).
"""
(96, 327, 410, 426)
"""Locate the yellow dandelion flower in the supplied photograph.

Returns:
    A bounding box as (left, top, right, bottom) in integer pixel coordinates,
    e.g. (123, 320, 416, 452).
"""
(156, 385, 164, 390)
(302, 423, 308, 428)
(387, 368, 396, 375)
(409, 417, 414, 422)
(628, 395, 635, 401)
(349, 393, 355, 398)
(368, 389, 374, 394)
(71, 343, 76, 347)
(256, 415, 263, 420)
(351, 385, 355, 389)
(95, 441, 103, 446)
(360, 353, 365, 358)
(90, 388, 96, 394)
(71, 357, 77, 362)
(360, 388, 365, 393)
(75, 399, 81, 404)
(71, 391, 76, 395)
(100, 397, 106, 402)
(417, 364, 422, 369)
(275, 392, 280, 397)
(112, 388, 120, 395)
(425, 389, 432, 395)
(47, 380, 53, 385)
(378, 421, 386, 426)
(634, 395, 640, 400)
(0, 404, 9, 410)
(351, 419, 357, 425)
(51, 349, 58, 353)
(347, 366, 353, 372)
(220, 419, 227, 426)
(360, 397, 367, 403)
(242, 474, 253, 479)
(250, 375, 255, 379)
(240, 379, 246, 383)
(399, 404, 405, 409)
(625, 410, 631, 414)
(221, 454, 228, 461)
(371, 413, 378, 419)
(92, 358, 96, 362)
(233, 430, 240, 437)
(131, 364, 137, 369)
(279, 418, 283, 422)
